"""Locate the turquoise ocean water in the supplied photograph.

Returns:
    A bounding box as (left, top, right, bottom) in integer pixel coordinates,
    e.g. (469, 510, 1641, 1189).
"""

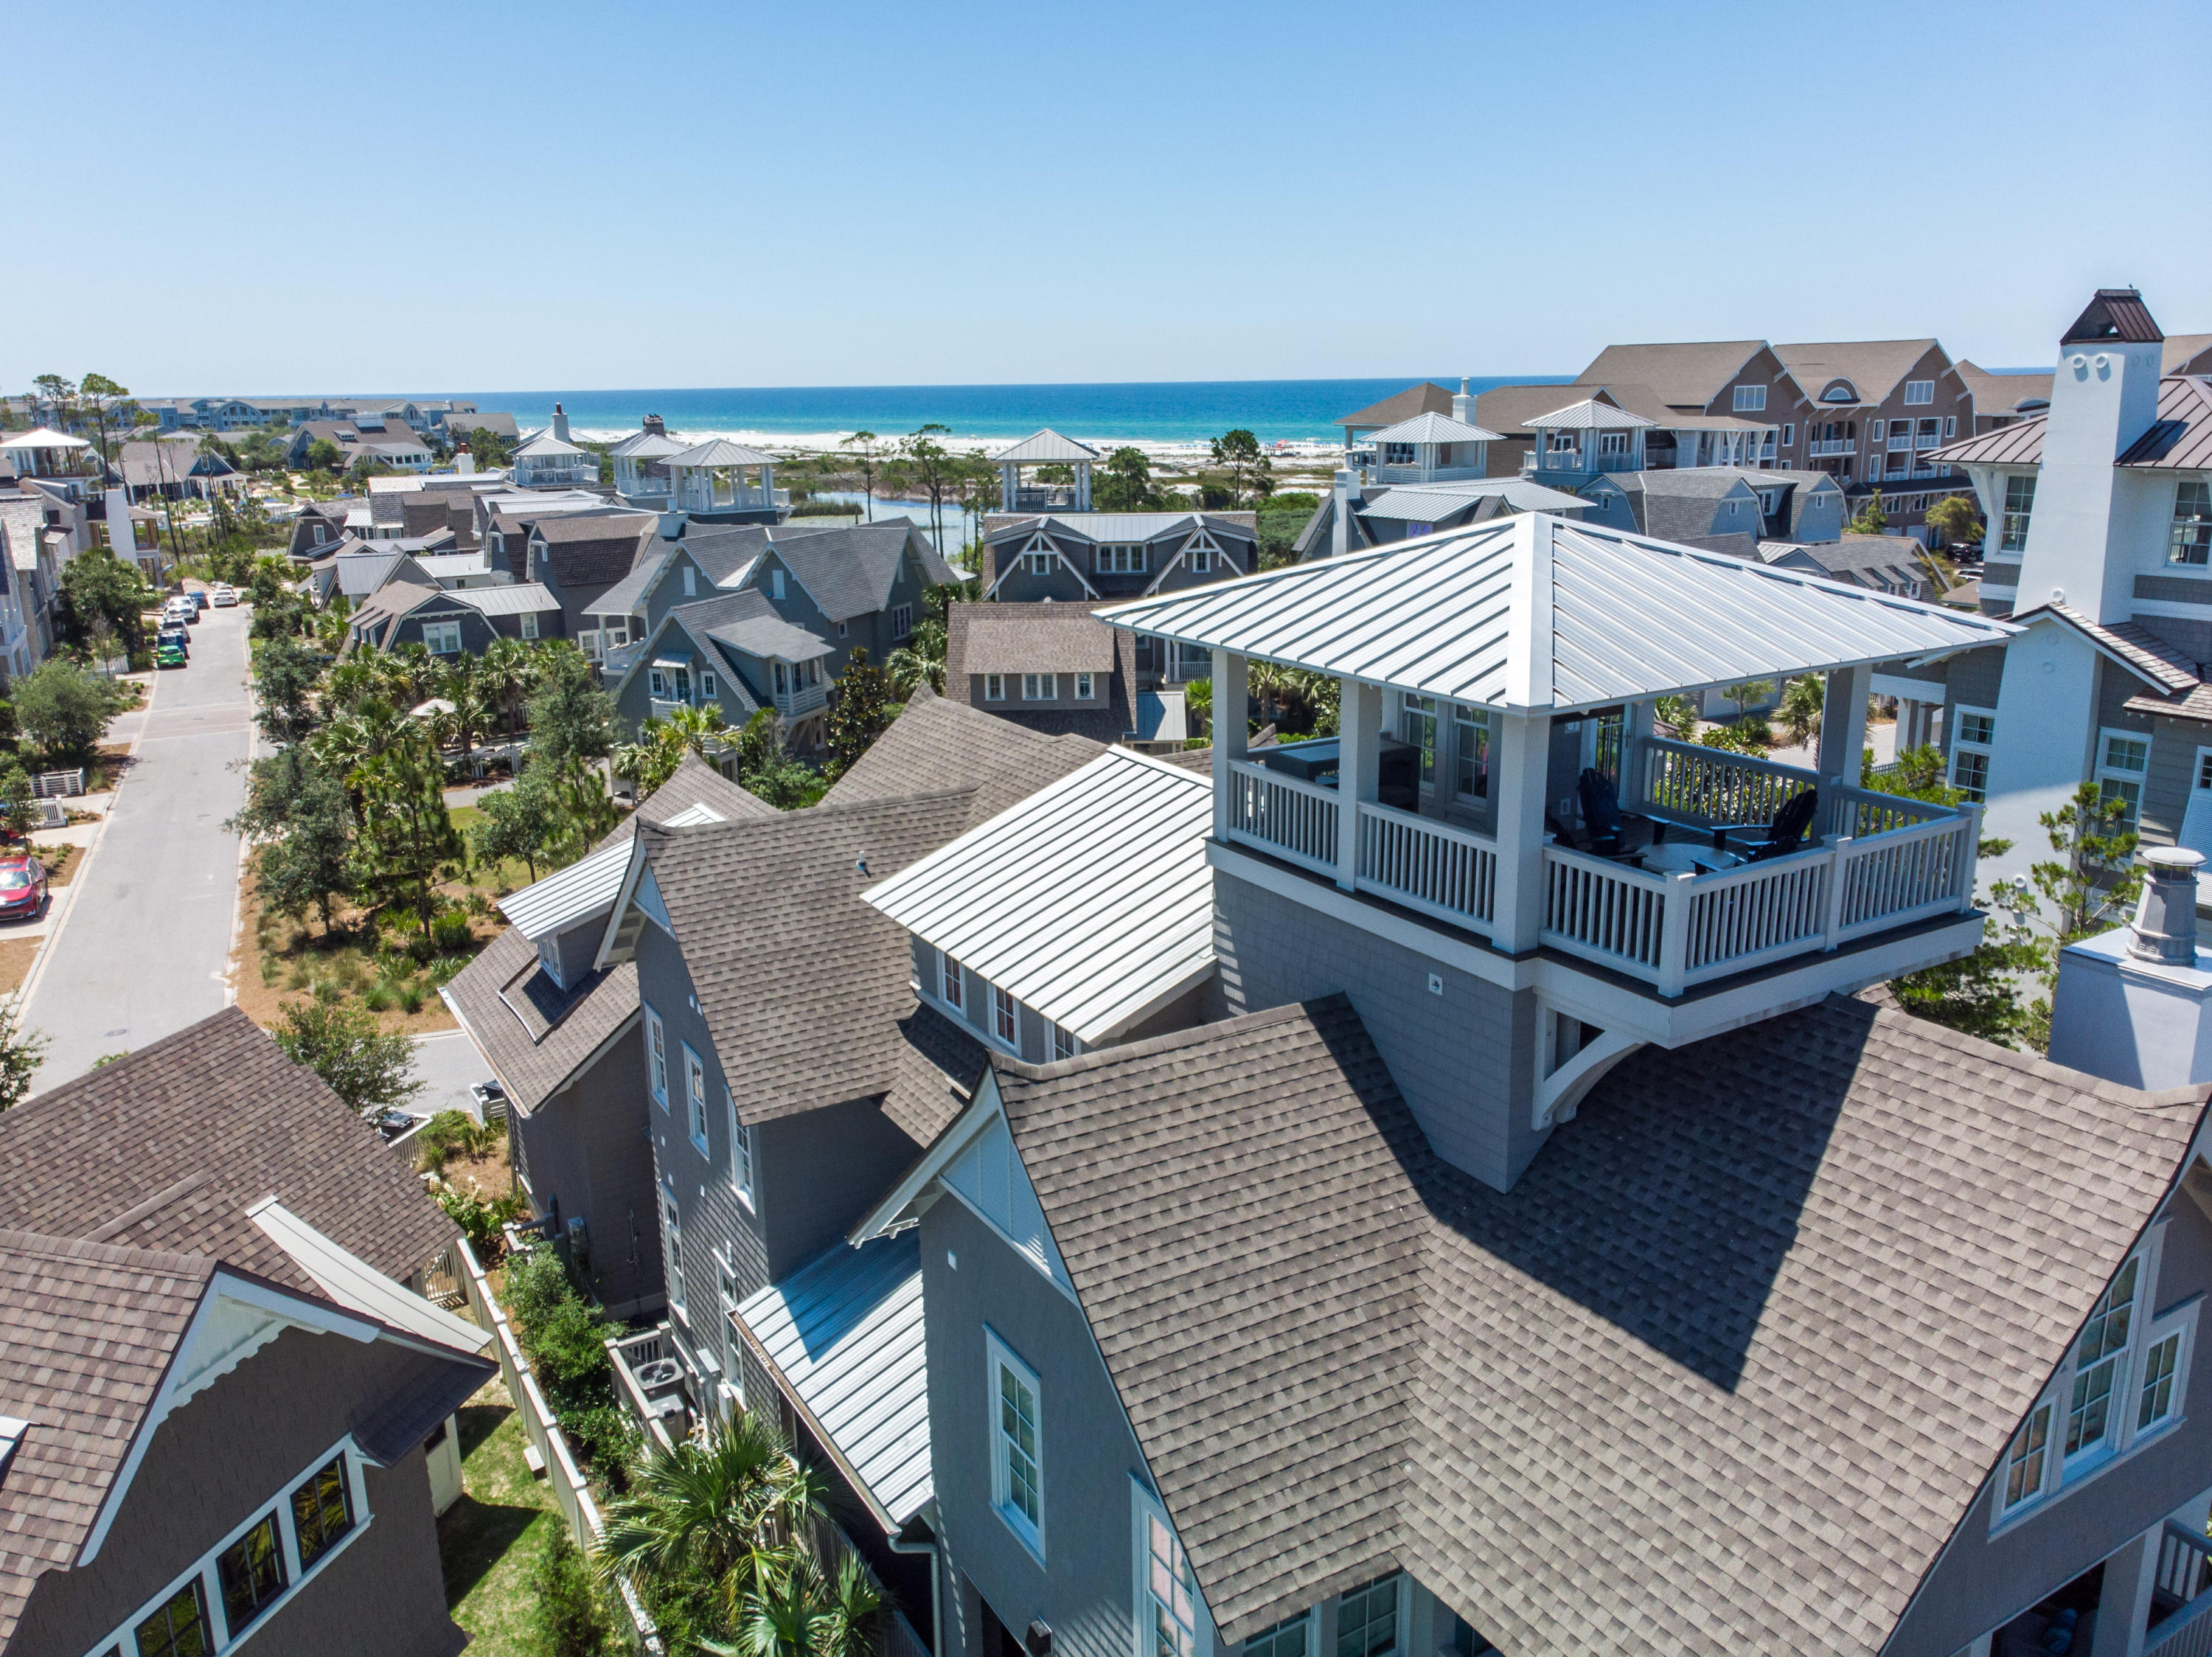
(473, 376, 1572, 447)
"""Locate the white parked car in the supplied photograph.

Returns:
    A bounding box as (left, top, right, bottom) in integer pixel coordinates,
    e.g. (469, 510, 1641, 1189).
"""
(209, 584, 237, 607)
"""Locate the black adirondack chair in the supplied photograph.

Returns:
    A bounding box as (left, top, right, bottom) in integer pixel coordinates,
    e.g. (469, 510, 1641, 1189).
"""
(1717, 788, 1820, 863)
(1576, 768, 1666, 858)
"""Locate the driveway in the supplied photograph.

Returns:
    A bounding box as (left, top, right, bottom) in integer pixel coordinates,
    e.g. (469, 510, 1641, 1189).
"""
(22, 606, 254, 1090)
(408, 1027, 495, 1120)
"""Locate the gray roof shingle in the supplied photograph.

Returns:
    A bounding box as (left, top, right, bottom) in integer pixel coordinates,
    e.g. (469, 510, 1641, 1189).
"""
(990, 995, 2209, 1656)
(761, 519, 959, 623)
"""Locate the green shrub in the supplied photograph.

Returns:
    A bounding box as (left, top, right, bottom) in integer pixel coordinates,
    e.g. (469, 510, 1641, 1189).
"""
(361, 982, 396, 1012)
(411, 1108, 481, 1173)
(557, 1403, 640, 1488)
(429, 909, 473, 953)
(430, 1174, 526, 1261)
(398, 983, 426, 1014)
(501, 1248, 622, 1426)
(530, 1526, 611, 1657)
(312, 977, 343, 1004)
(427, 954, 470, 985)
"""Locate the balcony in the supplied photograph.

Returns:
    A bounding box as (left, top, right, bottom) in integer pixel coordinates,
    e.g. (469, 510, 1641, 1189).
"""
(774, 678, 828, 720)
(1808, 440, 1857, 457)
(1224, 734, 1978, 1001)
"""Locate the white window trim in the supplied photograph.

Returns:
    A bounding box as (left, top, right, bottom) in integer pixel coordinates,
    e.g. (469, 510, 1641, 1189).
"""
(984, 674, 1005, 702)
(2096, 725, 2151, 829)
(1949, 704, 1996, 802)
(1023, 673, 1057, 701)
(662, 1178, 686, 1319)
(644, 1004, 669, 1108)
(1051, 1023, 1078, 1061)
(683, 1043, 710, 1156)
(94, 1437, 372, 1657)
(1074, 672, 1093, 701)
(727, 1087, 755, 1212)
(1905, 379, 1935, 405)
(1332, 1570, 1408, 1657)
(940, 952, 964, 1012)
(1990, 1223, 2194, 1535)
(992, 984, 1019, 1051)
(1732, 384, 1767, 412)
(1130, 1478, 1216, 1657)
(987, 1327, 1046, 1563)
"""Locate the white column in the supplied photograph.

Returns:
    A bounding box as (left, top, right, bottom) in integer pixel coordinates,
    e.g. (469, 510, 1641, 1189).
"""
(1211, 650, 1248, 841)
(1076, 461, 1091, 510)
(1489, 709, 1551, 951)
(1335, 678, 1382, 893)
(1815, 664, 1871, 786)
(1001, 462, 1017, 512)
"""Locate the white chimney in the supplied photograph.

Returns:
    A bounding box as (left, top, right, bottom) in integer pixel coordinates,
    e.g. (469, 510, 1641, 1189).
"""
(103, 487, 135, 557)
(1451, 376, 1474, 425)
(2011, 288, 2166, 622)
(2048, 847, 2212, 1088)
(552, 402, 571, 444)
(455, 440, 476, 476)
(1331, 469, 1357, 560)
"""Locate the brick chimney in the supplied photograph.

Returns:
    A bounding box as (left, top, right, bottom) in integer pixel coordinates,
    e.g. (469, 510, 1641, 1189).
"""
(643, 414, 666, 438)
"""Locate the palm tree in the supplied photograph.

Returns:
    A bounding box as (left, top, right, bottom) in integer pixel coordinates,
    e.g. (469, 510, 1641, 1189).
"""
(1778, 675, 1825, 749)
(437, 655, 492, 771)
(884, 617, 945, 697)
(324, 657, 378, 712)
(1245, 660, 1293, 730)
(314, 696, 411, 781)
(479, 636, 536, 734)
(712, 1554, 880, 1657)
(597, 1412, 828, 1629)
(664, 702, 728, 758)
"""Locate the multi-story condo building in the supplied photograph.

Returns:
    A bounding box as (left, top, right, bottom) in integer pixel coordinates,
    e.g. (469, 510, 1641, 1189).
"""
(1921, 288, 2212, 890)
(1771, 339, 1975, 536)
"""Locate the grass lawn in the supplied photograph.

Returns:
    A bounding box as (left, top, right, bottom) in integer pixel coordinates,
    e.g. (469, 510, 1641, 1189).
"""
(447, 805, 547, 893)
(440, 1380, 558, 1656)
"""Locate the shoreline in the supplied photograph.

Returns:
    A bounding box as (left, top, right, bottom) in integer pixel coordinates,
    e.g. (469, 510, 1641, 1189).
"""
(563, 425, 1348, 467)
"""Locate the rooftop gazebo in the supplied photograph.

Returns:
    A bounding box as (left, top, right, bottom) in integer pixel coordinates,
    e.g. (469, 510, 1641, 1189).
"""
(1522, 397, 1658, 483)
(664, 438, 785, 524)
(1, 426, 95, 479)
(1099, 513, 2014, 1036)
(1356, 410, 1503, 484)
(991, 428, 1099, 513)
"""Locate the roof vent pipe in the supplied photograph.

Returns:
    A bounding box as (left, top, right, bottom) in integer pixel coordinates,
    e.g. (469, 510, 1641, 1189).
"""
(2129, 846, 2204, 965)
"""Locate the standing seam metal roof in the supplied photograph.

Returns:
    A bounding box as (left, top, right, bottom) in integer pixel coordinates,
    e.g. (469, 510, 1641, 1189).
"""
(863, 749, 1215, 1042)
(1095, 513, 2015, 712)
(987, 428, 1102, 465)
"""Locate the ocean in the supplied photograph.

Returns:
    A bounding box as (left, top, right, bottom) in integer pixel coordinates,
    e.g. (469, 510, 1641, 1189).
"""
(470, 376, 1572, 451)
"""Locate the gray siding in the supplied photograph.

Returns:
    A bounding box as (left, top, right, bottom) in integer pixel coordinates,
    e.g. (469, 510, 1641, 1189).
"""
(756, 1097, 926, 1281)
(1940, 645, 2009, 761)
(1212, 867, 1545, 1190)
(921, 1193, 1150, 1657)
(10, 1327, 465, 1657)
(510, 1022, 666, 1318)
(2143, 718, 2210, 852)
(1883, 1193, 2212, 1656)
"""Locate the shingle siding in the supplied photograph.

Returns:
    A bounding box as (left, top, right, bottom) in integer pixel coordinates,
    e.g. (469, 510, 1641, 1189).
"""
(1211, 868, 1543, 1189)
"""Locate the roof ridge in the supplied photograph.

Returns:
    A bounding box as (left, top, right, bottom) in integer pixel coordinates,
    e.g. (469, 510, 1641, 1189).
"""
(995, 995, 1345, 1083)
(0, 1225, 214, 1276)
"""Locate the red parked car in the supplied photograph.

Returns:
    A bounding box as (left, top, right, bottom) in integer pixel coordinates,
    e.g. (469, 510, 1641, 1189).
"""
(0, 854, 47, 920)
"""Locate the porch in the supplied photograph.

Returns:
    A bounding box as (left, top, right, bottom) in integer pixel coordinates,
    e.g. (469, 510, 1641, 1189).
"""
(1220, 700, 1979, 999)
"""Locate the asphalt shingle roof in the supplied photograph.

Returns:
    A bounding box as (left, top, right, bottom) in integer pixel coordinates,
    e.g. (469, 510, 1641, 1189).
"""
(764, 520, 958, 623)
(990, 995, 2210, 1657)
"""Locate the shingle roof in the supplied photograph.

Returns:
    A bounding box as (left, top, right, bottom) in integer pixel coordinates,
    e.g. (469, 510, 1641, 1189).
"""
(990, 995, 2211, 1656)
(1955, 360, 2052, 417)
(2011, 600, 2201, 693)
(443, 757, 773, 1115)
(1600, 468, 1762, 499)
(1772, 339, 1946, 406)
(2164, 335, 2212, 375)
(1334, 383, 1455, 430)
(532, 512, 656, 589)
(0, 1232, 213, 1644)
(823, 689, 1105, 824)
(950, 602, 1119, 675)
(1573, 342, 1770, 410)
(0, 1007, 455, 1290)
(678, 590, 835, 663)
(760, 520, 959, 623)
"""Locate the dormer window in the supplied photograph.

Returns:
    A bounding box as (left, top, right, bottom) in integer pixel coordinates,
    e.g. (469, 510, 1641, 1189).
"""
(992, 984, 1018, 1046)
(941, 953, 964, 1010)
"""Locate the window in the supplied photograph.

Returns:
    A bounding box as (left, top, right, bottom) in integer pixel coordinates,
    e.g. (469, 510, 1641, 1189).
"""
(771, 569, 786, 600)
(2067, 1254, 2140, 1458)
(838, 619, 849, 637)
(1096, 544, 1147, 574)
(1051, 1022, 1077, 1061)
(1074, 672, 1093, 700)
(1024, 547, 1057, 576)
(1905, 379, 1935, 405)
(1454, 704, 1491, 799)
(985, 674, 1005, 702)
(892, 604, 912, 638)
(1869, 420, 1885, 442)
(1190, 547, 1211, 574)
(663, 1182, 686, 1314)
(992, 984, 1018, 1046)
(728, 1089, 754, 1208)
(684, 1046, 710, 1155)
(644, 1006, 668, 1107)
(696, 670, 714, 698)
(1023, 673, 1057, 701)
(520, 611, 539, 640)
(774, 662, 788, 694)
(988, 1332, 1043, 1555)
(2170, 481, 2212, 566)
(683, 565, 697, 597)
(1950, 707, 1994, 802)
(2001, 1403, 2052, 1510)
(217, 1512, 286, 1636)
(1401, 695, 1437, 787)
(1781, 422, 1795, 447)
(1383, 442, 1416, 466)
(2140, 1330, 2182, 1431)
(1335, 1572, 1402, 1657)
(1245, 1616, 1310, 1657)
(2098, 732, 2149, 830)
(2000, 474, 2036, 552)
(422, 619, 462, 655)
(1596, 430, 1630, 456)
(291, 1454, 355, 1569)
(1403, 522, 1433, 538)
(649, 667, 668, 698)
(1732, 384, 1767, 412)
(941, 953, 964, 1010)
(134, 1579, 210, 1657)
(1144, 1507, 1200, 1657)
(1943, 414, 1957, 437)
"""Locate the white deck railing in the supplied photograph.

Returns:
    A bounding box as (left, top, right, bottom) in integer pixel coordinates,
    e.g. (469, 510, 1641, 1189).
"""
(2149, 1522, 2212, 1656)
(1541, 847, 1672, 980)
(1639, 737, 1813, 830)
(1357, 800, 1497, 928)
(1225, 760, 1338, 876)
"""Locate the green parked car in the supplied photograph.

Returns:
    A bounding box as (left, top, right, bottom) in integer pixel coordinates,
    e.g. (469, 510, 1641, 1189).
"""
(156, 642, 187, 669)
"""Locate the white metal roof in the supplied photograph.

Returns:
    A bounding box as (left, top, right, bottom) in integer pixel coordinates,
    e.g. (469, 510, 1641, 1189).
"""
(863, 748, 1215, 1042)
(1524, 397, 1658, 431)
(456, 581, 561, 616)
(0, 428, 88, 451)
(734, 1232, 931, 1529)
(1095, 513, 2017, 715)
(666, 438, 778, 468)
(513, 431, 588, 458)
(989, 428, 1101, 465)
(609, 431, 687, 459)
(659, 801, 732, 827)
(1360, 480, 1588, 518)
(497, 836, 633, 939)
(990, 511, 1209, 543)
(1361, 411, 1503, 445)
(248, 1198, 491, 1356)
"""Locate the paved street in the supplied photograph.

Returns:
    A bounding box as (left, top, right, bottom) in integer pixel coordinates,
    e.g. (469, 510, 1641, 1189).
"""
(23, 605, 254, 1091)
(408, 1027, 495, 1120)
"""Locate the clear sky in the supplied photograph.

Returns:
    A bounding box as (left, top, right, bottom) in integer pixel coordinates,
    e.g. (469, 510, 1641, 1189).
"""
(11, 1, 2209, 395)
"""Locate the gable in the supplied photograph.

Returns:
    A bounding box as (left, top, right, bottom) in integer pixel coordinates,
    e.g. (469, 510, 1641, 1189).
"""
(938, 1094, 1073, 1295)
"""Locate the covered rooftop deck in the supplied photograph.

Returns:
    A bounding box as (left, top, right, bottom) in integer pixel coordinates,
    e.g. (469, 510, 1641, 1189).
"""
(1099, 515, 2014, 1004)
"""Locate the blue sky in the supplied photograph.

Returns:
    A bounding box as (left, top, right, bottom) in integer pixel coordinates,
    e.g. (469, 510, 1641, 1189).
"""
(11, 1, 2209, 394)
